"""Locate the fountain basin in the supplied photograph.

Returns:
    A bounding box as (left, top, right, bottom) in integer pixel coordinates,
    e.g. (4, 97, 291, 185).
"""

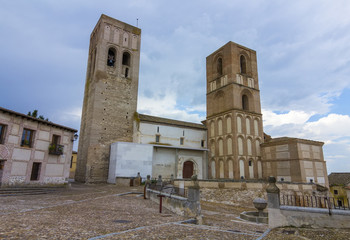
(240, 211, 268, 224)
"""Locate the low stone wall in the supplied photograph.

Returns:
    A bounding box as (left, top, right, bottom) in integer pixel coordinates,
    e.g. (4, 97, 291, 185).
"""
(267, 176, 350, 229)
(147, 188, 200, 218)
(270, 206, 350, 228)
(174, 179, 326, 208)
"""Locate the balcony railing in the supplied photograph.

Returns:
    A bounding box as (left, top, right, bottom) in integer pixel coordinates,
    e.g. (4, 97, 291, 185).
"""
(49, 144, 64, 155)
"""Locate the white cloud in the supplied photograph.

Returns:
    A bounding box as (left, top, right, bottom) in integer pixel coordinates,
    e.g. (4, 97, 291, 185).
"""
(302, 114, 350, 141)
(262, 109, 313, 127)
(137, 92, 204, 123)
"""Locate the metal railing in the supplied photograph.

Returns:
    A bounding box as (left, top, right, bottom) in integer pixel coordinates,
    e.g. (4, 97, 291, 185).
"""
(48, 144, 64, 155)
(148, 182, 187, 198)
(281, 194, 350, 210)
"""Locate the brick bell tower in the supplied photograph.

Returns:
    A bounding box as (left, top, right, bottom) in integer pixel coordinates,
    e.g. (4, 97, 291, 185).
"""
(206, 42, 264, 180)
(75, 15, 141, 183)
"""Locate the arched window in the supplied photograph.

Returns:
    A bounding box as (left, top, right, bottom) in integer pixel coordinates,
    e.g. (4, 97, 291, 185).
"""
(217, 57, 223, 75)
(247, 138, 252, 156)
(211, 160, 216, 179)
(107, 48, 116, 67)
(219, 160, 224, 178)
(218, 119, 223, 135)
(122, 52, 130, 66)
(240, 55, 246, 74)
(249, 159, 254, 179)
(246, 117, 251, 134)
(239, 159, 245, 179)
(226, 116, 232, 133)
(122, 52, 131, 78)
(227, 137, 232, 155)
(228, 160, 234, 179)
(218, 139, 223, 156)
(238, 137, 243, 155)
(242, 94, 249, 110)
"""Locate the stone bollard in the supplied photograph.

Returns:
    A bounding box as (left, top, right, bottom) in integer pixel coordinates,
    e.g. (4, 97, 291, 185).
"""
(134, 172, 141, 186)
(156, 175, 163, 188)
(144, 175, 151, 199)
(187, 175, 201, 218)
(266, 176, 280, 209)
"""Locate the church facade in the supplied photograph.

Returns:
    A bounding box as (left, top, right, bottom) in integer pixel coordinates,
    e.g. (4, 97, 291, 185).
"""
(76, 14, 329, 187)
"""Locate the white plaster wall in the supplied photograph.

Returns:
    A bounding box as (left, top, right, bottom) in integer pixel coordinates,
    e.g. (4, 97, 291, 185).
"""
(108, 142, 153, 183)
(12, 148, 31, 161)
(153, 147, 176, 179)
(38, 131, 50, 141)
(36, 140, 50, 151)
(34, 151, 45, 160)
(7, 135, 19, 145)
(11, 162, 27, 175)
(138, 122, 206, 148)
(45, 164, 64, 176)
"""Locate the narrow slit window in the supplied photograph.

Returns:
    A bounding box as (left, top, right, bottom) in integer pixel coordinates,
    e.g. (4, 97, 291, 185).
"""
(180, 137, 184, 145)
(242, 95, 249, 110)
(217, 57, 223, 75)
(240, 55, 246, 74)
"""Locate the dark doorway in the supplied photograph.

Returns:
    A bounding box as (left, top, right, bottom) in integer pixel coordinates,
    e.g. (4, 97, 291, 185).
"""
(30, 162, 41, 181)
(183, 161, 194, 179)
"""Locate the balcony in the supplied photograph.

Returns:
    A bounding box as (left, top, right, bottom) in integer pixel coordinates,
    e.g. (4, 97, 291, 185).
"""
(49, 144, 64, 155)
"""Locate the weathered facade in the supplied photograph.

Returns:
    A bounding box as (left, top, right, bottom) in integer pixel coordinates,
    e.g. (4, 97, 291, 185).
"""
(77, 15, 329, 187)
(108, 114, 208, 183)
(76, 14, 141, 183)
(261, 137, 328, 186)
(206, 42, 264, 180)
(0, 107, 77, 186)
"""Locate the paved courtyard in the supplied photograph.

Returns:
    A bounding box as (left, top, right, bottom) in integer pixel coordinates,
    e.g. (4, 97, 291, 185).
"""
(0, 183, 349, 239)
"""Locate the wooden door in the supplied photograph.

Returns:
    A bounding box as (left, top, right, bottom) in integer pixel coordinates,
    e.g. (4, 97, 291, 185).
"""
(183, 161, 194, 179)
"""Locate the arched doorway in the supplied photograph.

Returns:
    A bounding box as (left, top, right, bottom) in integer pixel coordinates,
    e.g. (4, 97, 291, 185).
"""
(183, 161, 194, 179)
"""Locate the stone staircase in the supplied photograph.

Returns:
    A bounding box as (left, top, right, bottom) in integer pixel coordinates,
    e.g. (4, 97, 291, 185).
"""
(0, 187, 62, 197)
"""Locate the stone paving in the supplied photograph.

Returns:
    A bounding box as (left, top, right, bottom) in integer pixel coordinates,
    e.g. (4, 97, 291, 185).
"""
(0, 183, 349, 239)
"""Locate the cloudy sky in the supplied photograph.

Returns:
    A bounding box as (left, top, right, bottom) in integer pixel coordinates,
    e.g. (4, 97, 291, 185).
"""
(1, 0, 350, 173)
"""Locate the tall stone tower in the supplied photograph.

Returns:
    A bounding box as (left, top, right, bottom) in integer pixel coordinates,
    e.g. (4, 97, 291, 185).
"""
(206, 42, 264, 180)
(75, 15, 141, 183)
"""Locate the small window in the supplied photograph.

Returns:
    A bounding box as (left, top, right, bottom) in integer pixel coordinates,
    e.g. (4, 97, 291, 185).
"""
(21, 129, 34, 148)
(334, 190, 338, 195)
(52, 134, 61, 145)
(122, 52, 130, 66)
(70, 156, 73, 168)
(240, 55, 246, 74)
(249, 160, 252, 166)
(155, 135, 160, 143)
(125, 68, 129, 78)
(30, 162, 41, 181)
(201, 140, 205, 147)
(107, 48, 116, 67)
(0, 124, 6, 144)
(242, 94, 249, 110)
(180, 137, 184, 145)
(217, 57, 223, 75)
(49, 134, 63, 155)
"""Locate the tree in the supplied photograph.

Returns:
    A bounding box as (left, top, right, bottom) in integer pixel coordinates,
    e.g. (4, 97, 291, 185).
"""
(28, 110, 49, 121)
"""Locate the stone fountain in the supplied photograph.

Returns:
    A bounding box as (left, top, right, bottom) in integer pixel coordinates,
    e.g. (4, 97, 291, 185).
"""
(240, 198, 268, 224)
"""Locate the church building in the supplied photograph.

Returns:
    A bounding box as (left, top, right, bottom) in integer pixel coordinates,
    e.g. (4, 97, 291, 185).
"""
(76, 14, 329, 187)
